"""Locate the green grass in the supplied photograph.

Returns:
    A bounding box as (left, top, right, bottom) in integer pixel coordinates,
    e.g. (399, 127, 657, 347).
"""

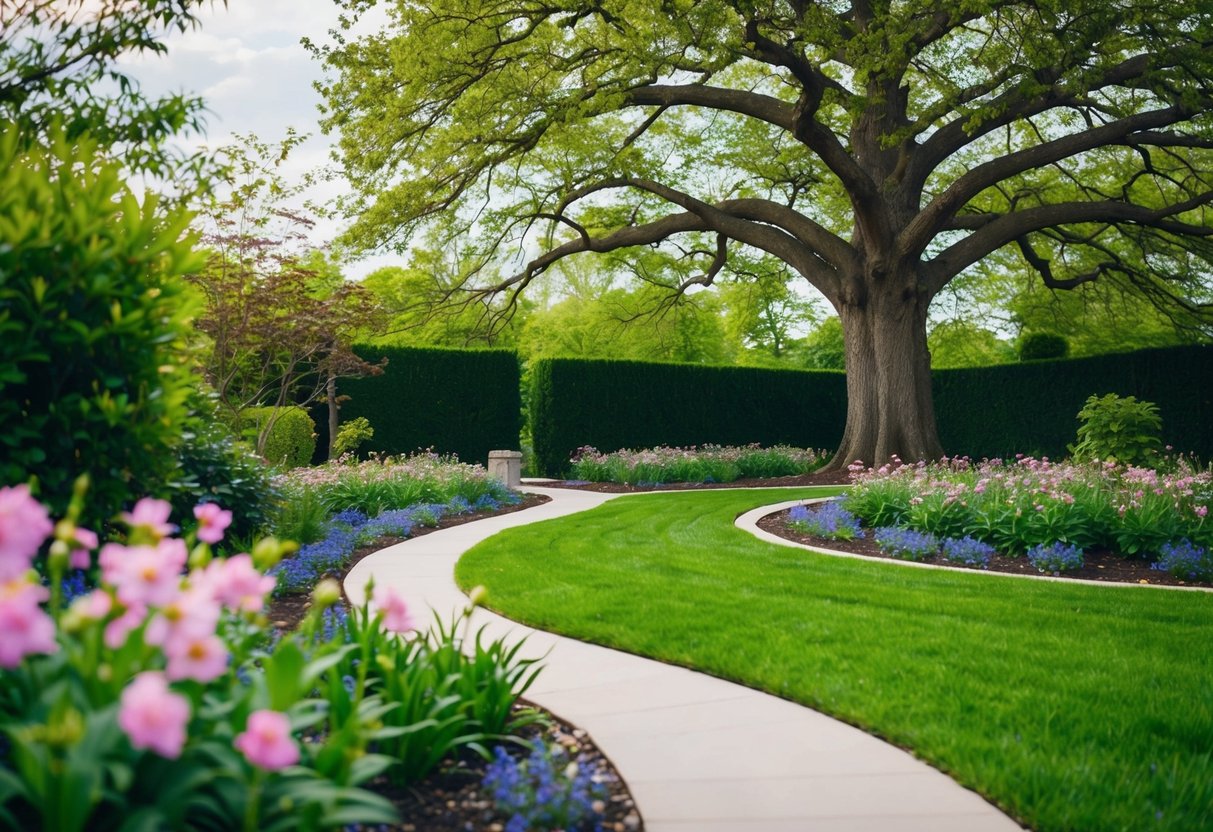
(456, 488, 1213, 832)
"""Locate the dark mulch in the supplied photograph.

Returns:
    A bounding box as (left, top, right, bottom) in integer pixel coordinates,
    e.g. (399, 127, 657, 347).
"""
(758, 503, 1211, 589)
(538, 468, 852, 492)
(265, 492, 643, 832)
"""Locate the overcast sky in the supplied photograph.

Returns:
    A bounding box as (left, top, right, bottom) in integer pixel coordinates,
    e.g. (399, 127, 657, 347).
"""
(122, 0, 396, 277)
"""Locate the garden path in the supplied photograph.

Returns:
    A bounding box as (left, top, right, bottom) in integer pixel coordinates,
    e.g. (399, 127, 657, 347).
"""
(344, 485, 1023, 832)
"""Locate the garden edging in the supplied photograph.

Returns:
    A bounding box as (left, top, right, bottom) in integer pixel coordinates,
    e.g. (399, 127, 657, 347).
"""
(739, 499, 1213, 593)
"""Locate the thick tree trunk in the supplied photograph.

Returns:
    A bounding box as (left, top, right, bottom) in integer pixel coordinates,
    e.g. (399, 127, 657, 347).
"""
(827, 277, 944, 469)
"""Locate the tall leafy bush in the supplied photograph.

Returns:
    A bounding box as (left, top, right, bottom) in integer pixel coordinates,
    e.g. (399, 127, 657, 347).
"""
(0, 128, 200, 526)
(241, 406, 317, 469)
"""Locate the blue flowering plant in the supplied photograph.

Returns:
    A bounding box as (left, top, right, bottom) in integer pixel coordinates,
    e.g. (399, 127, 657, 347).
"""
(940, 536, 995, 569)
(1152, 540, 1212, 582)
(483, 740, 610, 832)
(874, 527, 940, 561)
(788, 501, 862, 541)
(1026, 542, 1085, 574)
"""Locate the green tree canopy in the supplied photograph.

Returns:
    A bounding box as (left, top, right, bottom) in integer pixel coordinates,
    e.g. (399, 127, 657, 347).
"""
(311, 0, 1213, 466)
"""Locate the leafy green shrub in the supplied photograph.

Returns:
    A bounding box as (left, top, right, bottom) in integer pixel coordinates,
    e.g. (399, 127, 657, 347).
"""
(0, 128, 199, 528)
(1070, 393, 1163, 466)
(271, 485, 331, 545)
(568, 443, 827, 484)
(1018, 332, 1070, 361)
(170, 421, 278, 544)
(241, 406, 317, 469)
(334, 416, 374, 457)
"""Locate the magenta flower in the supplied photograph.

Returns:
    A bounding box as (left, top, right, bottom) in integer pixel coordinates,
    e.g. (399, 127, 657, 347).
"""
(193, 503, 233, 545)
(234, 710, 299, 770)
(0, 485, 53, 580)
(119, 498, 177, 540)
(164, 633, 229, 683)
(373, 585, 416, 634)
(0, 579, 57, 667)
(68, 589, 113, 622)
(145, 585, 221, 648)
(202, 554, 275, 613)
(104, 602, 148, 649)
(68, 527, 99, 570)
(118, 672, 190, 759)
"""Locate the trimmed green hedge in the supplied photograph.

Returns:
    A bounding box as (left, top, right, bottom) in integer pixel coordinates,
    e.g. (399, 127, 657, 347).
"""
(934, 345, 1213, 462)
(240, 406, 316, 469)
(530, 358, 846, 476)
(334, 346, 522, 466)
(530, 346, 1213, 476)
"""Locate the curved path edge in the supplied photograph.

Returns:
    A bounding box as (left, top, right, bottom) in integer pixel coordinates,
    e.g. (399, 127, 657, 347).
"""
(345, 486, 1024, 832)
(740, 498, 1213, 593)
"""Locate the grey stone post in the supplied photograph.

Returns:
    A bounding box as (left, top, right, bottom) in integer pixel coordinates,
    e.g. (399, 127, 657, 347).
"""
(487, 450, 523, 488)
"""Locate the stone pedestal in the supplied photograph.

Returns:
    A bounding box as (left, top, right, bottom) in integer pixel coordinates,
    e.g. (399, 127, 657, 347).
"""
(487, 450, 523, 488)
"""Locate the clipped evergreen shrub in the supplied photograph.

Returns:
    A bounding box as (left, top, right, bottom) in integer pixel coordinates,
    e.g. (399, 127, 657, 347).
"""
(333, 346, 522, 466)
(1018, 332, 1070, 361)
(240, 406, 317, 469)
(530, 358, 846, 476)
(934, 346, 1213, 462)
(170, 421, 279, 544)
(0, 128, 200, 528)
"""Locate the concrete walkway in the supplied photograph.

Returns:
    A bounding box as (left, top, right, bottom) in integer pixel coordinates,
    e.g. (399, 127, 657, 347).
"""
(345, 486, 1023, 832)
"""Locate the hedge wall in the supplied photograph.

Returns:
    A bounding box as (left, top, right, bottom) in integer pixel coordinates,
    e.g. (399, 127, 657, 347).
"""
(530, 358, 847, 476)
(531, 346, 1213, 476)
(934, 345, 1213, 462)
(332, 346, 522, 466)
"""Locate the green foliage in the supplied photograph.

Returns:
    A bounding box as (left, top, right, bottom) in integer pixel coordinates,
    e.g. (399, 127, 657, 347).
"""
(334, 417, 375, 458)
(241, 406, 317, 469)
(169, 421, 278, 544)
(335, 346, 521, 466)
(530, 358, 846, 477)
(0, 128, 200, 528)
(0, 0, 218, 185)
(271, 486, 331, 546)
(569, 444, 827, 484)
(928, 320, 1016, 368)
(934, 346, 1213, 462)
(1070, 394, 1164, 466)
(1018, 333, 1070, 361)
(802, 318, 846, 370)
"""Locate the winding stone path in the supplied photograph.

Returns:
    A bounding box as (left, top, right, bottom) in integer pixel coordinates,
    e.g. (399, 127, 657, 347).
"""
(344, 486, 1023, 831)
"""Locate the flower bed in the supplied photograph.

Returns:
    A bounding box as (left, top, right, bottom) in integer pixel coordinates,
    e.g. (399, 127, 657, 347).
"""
(568, 443, 829, 484)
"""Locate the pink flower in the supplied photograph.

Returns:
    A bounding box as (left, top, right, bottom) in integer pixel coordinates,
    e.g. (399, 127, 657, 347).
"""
(193, 503, 233, 545)
(104, 602, 148, 649)
(68, 527, 99, 570)
(0, 485, 53, 580)
(108, 539, 188, 608)
(118, 672, 190, 758)
(0, 579, 57, 667)
(69, 589, 113, 622)
(234, 710, 299, 770)
(202, 555, 275, 613)
(1197, 505, 1209, 518)
(145, 585, 221, 648)
(119, 498, 177, 540)
(164, 633, 228, 683)
(373, 586, 416, 634)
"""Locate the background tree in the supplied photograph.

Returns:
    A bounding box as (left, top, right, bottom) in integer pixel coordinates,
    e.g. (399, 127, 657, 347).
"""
(719, 255, 820, 366)
(312, 0, 1213, 466)
(1, 0, 221, 186)
(190, 134, 384, 457)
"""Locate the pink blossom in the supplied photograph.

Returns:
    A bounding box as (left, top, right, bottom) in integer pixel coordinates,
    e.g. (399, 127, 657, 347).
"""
(119, 498, 177, 540)
(1197, 506, 1209, 518)
(193, 503, 233, 545)
(105, 602, 148, 649)
(0, 579, 57, 667)
(0, 485, 53, 580)
(203, 554, 275, 613)
(69, 589, 113, 622)
(108, 539, 188, 608)
(145, 585, 221, 647)
(164, 633, 228, 683)
(118, 672, 190, 758)
(234, 710, 299, 770)
(68, 527, 99, 570)
(373, 586, 416, 634)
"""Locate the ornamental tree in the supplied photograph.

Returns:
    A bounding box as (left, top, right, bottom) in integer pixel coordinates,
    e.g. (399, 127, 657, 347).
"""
(310, 0, 1213, 467)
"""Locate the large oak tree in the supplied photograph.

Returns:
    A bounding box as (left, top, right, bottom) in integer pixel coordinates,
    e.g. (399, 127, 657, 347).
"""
(311, 0, 1213, 467)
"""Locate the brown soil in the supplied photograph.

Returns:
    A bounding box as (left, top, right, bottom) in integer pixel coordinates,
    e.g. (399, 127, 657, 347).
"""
(757, 503, 1211, 589)
(266, 492, 644, 832)
(541, 468, 853, 492)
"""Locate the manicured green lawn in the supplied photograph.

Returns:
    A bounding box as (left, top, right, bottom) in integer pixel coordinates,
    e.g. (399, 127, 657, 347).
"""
(456, 488, 1213, 832)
